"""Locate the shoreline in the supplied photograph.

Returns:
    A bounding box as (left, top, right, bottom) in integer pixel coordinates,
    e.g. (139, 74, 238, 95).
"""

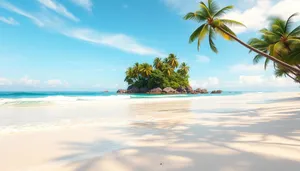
(0, 92, 299, 171)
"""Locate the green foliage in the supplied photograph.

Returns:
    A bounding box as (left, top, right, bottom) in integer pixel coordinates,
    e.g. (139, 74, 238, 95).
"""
(184, 0, 245, 52)
(125, 54, 190, 89)
(248, 13, 300, 83)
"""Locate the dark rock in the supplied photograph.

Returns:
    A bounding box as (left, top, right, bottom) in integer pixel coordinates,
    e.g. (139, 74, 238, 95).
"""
(117, 89, 127, 94)
(177, 87, 187, 94)
(139, 87, 149, 93)
(200, 89, 208, 94)
(127, 86, 140, 94)
(149, 87, 162, 94)
(163, 87, 177, 94)
(185, 85, 194, 94)
(211, 90, 222, 94)
(195, 88, 202, 93)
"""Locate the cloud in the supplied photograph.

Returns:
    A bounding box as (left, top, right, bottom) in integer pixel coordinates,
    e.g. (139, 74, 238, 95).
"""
(1, 1, 164, 56)
(196, 55, 210, 63)
(45, 79, 69, 87)
(19, 76, 40, 86)
(224, 0, 300, 34)
(0, 16, 19, 25)
(0, 77, 12, 85)
(164, 0, 300, 34)
(238, 75, 298, 87)
(37, 0, 79, 22)
(63, 28, 164, 56)
(190, 77, 219, 88)
(0, 1, 44, 26)
(69, 0, 92, 11)
(229, 64, 266, 73)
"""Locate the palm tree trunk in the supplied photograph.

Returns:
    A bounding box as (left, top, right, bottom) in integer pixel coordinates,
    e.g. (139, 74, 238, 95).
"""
(217, 27, 300, 74)
(285, 72, 300, 83)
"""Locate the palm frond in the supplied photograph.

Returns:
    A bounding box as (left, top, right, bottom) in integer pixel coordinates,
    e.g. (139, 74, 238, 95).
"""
(207, 0, 219, 16)
(253, 54, 264, 64)
(199, 2, 212, 18)
(215, 24, 236, 40)
(264, 58, 270, 70)
(288, 25, 300, 37)
(189, 24, 206, 43)
(285, 13, 298, 32)
(197, 24, 209, 50)
(213, 5, 233, 18)
(220, 19, 246, 27)
(209, 27, 218, 53)
(183, 12, 206, 22)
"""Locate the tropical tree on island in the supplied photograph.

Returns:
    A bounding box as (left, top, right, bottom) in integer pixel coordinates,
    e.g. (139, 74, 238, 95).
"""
(124, 54, 189, 89)
(248, 13, 300, 83)
(153, 57, 163, 70)
(178, 62, 190, 76)
(183, 0, 300, 74)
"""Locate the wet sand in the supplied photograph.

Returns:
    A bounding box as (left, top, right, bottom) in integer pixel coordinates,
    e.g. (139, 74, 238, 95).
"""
(0, 92, 300, 171)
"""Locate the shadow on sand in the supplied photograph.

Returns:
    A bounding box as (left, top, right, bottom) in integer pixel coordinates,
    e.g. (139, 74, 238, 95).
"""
(53, 97, 300, 171)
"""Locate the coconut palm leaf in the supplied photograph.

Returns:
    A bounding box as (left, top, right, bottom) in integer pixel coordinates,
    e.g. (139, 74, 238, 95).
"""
(213, 6, 233, 17)
(209, 27, 218, 53)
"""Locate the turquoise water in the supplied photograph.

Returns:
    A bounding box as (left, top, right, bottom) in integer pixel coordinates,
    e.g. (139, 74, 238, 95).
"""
(0, 91, 243, 99)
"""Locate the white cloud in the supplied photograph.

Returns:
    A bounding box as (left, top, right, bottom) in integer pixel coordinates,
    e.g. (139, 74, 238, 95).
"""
(190, 77, 219, 88)
(196, 55, 210, 63)
(164, 0, 300, 34)
(229, 64, 266, 73)
(45, 79, 69, 87)
(0, 16, 19, 25)
(63, 28, 164, 56)
(19, 76, 40, 86)
(37, 0, 79, 22)
(224, 0, 300, 34)
(239, 75, 298, 87)
(0, 1, 44, 26)
(0, 77, 12, 85)
(69, 0, 92, 11)
(0, 1, 163, 56)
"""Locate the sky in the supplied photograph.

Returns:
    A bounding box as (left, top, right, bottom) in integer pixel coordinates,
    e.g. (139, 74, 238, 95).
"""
(0, 0, 299, 91)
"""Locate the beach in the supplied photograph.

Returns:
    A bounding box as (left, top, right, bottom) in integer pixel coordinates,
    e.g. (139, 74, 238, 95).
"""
(0, 92, 300, 171)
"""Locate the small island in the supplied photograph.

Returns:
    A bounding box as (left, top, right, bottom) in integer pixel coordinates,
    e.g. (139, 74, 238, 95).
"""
(117, 53, 222, 94)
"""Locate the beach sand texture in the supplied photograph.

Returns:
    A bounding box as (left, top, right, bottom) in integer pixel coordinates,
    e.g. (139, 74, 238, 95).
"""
(0, 92, 300, 171)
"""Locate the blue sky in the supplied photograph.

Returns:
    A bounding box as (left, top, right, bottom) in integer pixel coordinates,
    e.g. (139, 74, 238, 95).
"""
(0, 0, 299, 91)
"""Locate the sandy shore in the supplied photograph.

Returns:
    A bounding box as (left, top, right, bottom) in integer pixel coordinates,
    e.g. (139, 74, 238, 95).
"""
(0, 92, 300, 171)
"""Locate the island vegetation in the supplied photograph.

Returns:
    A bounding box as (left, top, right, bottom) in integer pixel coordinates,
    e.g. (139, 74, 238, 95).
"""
(123, 54, 190, 93)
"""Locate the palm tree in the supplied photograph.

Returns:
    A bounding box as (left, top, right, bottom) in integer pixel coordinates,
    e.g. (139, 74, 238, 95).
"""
(178, 62, 190, 75)
(162, 64, 173, 76)
(249, 14, 300, 82)
(139, 63, 153, 77)
(132, 62, 140, 77)
(167, 53, 179, 69)
(184, 0, 300, 74)
(125, 67, 134, 84)
(153, 57, 163, 70)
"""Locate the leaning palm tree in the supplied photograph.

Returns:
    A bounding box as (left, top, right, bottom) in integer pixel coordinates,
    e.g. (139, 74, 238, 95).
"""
(167, 53, 179, 69)
(184, 0, 300, 74)
(249, 14, 300, 82)
(153, 57, 163, 70)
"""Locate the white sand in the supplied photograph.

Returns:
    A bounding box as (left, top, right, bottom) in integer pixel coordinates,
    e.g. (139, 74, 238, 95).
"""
(0, 92, 300, 171)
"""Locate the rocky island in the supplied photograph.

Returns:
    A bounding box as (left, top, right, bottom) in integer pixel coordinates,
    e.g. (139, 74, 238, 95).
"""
(117, 53, 222, 95)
